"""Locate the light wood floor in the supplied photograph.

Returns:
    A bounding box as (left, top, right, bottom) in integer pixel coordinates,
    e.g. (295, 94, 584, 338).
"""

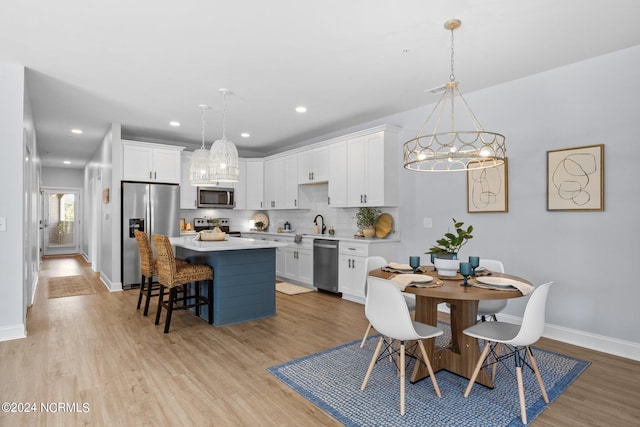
(1, 255, 638, 426)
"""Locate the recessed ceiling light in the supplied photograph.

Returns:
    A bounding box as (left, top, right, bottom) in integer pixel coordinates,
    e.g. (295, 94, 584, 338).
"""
(241, 132, 250, 138)
(71, 129, 83, 134)
(295, 106, 307, 113)
(169, 121, 180, 127)
(63, 160, 71, 165)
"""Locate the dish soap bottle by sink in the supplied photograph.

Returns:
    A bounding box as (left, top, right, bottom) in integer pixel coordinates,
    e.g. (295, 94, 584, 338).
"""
(284, 221, 291, 231)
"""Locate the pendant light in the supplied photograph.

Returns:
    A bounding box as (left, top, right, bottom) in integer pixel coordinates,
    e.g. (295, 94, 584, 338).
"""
(209, 88, 239, 182)
(403, 19, 506, 172)
(189, 104, 215, 186)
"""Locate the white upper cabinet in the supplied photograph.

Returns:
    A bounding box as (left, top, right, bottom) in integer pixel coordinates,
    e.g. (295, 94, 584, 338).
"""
(236, 159, 264, 210)
(180, 152, 197, 209)
(298, 146, 328, 184)
(346, 129, 399, 207)
(122, 141, 184, 183)
(245, 159, 265, 210)
(265, 154, 298, 210)
(327, 140, 348, 207)
(264, 157, 284, 209)
(284, 154, 299, 209)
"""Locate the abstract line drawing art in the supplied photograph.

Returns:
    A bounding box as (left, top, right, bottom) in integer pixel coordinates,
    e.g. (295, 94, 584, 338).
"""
(547, 144, 604, 211)
(467, 158, 508, 213)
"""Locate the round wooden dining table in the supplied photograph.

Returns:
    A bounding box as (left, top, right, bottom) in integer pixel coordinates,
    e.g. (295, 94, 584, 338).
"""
(369, 266, 530, 388)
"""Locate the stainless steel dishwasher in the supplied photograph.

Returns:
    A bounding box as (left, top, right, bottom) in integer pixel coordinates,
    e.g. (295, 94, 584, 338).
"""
(313, 239, 339, 293)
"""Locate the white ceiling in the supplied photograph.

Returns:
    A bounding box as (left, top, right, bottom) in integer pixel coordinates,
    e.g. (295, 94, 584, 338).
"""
(2, 0, 640, 168)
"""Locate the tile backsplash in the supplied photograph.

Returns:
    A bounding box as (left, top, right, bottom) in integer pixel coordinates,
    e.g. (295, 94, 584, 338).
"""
(180, 182, 399, 237)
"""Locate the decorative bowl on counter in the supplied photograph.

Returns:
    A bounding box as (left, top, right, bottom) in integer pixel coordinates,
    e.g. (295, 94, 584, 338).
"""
(198, 230, 226, 241)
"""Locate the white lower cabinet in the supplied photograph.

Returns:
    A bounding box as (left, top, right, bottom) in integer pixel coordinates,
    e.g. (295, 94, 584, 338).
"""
(338, 242, 368, 300)
(244, 233, 312, 285)
(283, 244, 313, 285)
(338, 240, 399, 304)
(275, 246, 286, 276)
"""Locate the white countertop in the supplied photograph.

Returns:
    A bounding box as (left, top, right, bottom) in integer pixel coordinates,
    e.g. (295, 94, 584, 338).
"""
(170, 236, 289, 252)
(241, 230, 400, 244)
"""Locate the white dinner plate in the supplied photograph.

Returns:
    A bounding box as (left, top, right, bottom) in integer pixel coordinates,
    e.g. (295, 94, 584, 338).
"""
(394, 274, 433, 283)
(387, 262, 413, 271)
(476, 276, 517, 288)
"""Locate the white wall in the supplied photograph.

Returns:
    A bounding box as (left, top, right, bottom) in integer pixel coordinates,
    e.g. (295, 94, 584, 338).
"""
(83, 124, 121, 291)
(41, 167, 84, 189)
(0, 64, 27, 340)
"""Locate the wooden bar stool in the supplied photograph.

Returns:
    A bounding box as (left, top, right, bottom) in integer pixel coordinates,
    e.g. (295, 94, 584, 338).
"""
(133, 230, 185, 316)
(152, 234, 214, 333)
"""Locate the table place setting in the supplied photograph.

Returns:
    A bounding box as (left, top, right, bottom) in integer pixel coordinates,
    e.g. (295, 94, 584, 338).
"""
(469, 276, 533, 295)
(389, 273, 443, 291)
(381, 262, 432, 274)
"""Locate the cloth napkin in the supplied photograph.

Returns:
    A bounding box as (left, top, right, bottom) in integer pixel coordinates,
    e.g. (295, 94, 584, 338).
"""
(388, 262, 412, 270)
(390, 274, 438, 291)
(471, 278, 534, 295)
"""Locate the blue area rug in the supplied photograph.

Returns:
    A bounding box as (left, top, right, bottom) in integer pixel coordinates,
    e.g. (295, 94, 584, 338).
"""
(268, 324, 589, 426)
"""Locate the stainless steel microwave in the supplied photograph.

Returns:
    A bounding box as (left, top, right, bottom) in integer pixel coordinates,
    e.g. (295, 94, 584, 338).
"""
(197, 187, 235, 209)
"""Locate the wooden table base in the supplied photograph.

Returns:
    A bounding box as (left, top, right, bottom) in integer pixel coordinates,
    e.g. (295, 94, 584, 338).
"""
(410, 295, 494, 388)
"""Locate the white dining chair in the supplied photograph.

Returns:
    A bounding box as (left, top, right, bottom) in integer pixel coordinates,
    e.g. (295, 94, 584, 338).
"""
(361, 276, 443, 415)
(463, 281, 553, 425)
(360, 256, 417, 348)
(476, 259, 506, 321)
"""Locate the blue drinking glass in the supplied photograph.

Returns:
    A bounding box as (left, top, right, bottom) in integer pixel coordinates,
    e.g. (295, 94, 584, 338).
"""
(409, 256, 420, 274)
(469, 256, 480, 276)
(459, 262, 472, 286)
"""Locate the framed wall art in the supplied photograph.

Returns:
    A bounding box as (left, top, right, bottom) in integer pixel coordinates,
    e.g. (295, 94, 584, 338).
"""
(547, 144, 604, 211)
(467, 158, 508, 213)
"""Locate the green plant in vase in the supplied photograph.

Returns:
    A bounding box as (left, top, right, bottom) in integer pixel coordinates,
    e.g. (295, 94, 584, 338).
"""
(356, 207, 380, 238)
(425, 218, 473, 259)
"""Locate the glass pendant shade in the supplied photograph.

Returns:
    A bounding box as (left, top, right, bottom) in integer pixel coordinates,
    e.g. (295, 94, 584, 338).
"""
(209, 137, 239, 182)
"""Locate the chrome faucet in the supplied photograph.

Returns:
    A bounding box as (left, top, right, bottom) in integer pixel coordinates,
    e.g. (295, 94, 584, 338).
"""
(313, 214, 327, 234)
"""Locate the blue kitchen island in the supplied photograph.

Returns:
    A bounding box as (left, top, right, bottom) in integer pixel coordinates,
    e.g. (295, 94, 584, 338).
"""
(170, 236, 289, 327)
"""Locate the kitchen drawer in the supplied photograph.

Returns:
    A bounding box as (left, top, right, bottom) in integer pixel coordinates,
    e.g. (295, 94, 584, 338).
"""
(339, 241, 368, 257)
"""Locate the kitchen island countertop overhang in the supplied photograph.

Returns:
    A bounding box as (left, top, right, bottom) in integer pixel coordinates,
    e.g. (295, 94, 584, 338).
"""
(170, 235, 290, 251)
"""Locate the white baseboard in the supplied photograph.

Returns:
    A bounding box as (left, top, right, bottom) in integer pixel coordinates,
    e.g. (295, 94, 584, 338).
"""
(478, 312, 640, 362)
(99, 273, 122, 292)
(0, 324, 26, 342)
(30, 274, 39, 307)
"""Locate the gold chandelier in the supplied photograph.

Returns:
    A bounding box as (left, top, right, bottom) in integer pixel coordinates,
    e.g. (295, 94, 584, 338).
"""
(403, 19, 506, 172)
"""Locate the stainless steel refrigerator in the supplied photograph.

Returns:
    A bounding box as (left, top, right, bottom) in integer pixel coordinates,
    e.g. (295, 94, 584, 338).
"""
(121, 182, 180, 289)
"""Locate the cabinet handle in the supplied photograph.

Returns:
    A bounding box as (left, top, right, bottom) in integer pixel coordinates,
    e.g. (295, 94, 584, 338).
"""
(154, 171, 157, 180)
(311, 172, 314, 180)
(364, 194, 367, 203)
(360, 194, 363, 203)
(149, 171, 153, 179)
(327, 197, 330, 205)
(260, 201, 263, 208)
(294, 199, 297, 207)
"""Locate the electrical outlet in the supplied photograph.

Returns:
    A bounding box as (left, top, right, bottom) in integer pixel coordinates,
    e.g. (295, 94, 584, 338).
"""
(423, 217, 432, 228)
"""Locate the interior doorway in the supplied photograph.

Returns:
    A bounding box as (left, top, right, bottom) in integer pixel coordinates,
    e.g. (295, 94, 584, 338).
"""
(42, 189, 81, 255)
